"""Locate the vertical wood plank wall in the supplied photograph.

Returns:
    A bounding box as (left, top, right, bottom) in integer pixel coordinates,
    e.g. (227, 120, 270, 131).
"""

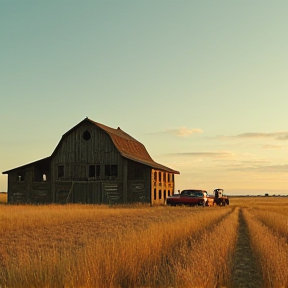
(5, 121, 177, 205)
(51, 123, 122, 204)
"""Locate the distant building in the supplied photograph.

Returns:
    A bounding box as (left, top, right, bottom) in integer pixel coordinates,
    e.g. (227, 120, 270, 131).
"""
(2, 118, 179, 205)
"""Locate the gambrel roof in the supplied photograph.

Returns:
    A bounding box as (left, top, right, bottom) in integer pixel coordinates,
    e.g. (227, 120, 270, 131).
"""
(53, 118, 180, 174)
(3, 118, 180, 175)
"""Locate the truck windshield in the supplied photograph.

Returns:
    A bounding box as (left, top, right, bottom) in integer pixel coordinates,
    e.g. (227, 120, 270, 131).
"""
(181, 190, 203, 197)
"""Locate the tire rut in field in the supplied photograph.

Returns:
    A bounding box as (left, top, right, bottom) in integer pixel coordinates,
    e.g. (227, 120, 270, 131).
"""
(230, 208, 263, 288)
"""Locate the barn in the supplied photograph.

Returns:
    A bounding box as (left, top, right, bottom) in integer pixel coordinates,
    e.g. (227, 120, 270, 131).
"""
(2, 118, 180, 205)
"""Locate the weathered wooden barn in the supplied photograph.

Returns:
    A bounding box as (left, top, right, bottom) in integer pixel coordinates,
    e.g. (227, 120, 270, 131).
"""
(2, 118, 180, 205)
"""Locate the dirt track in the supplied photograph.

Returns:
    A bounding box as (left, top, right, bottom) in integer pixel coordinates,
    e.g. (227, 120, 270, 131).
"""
(230, 209, 263, 288)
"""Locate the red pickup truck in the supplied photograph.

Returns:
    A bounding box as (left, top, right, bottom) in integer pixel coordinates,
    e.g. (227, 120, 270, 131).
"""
(166, 189, 213, 207)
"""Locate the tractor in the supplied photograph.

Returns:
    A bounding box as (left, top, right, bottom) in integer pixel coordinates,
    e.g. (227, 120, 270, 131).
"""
(213, 188, 229, 206)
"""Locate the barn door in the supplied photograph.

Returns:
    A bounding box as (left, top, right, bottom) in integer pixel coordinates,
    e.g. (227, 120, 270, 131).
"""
(102, 182, 122, 205)
(71, 182, 101, 204)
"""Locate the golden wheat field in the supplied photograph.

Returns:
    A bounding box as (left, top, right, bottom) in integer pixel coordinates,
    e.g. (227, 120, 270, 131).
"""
(0, 197, 288, 288)
(0, 193, 7, 204)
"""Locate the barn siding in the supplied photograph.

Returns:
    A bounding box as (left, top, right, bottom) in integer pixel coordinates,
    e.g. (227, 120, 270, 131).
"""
(51, 123, 125, 204)
(31, 182, 51, 203)
(3, 119, 179, 205)
(7, 169, 31, 203)
(6, 165, 51, 204)
(126, 160, 151, 203)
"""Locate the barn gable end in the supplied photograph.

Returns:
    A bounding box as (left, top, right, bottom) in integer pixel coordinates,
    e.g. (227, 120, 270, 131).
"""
(3, 118, 179, 205)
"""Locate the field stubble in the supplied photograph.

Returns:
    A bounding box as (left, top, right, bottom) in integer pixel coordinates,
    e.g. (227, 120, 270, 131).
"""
(231, 197, 288, 288)
(0, 197, 288, 287)
(0, 193, 7, 204)
(0, 204, 235, 288)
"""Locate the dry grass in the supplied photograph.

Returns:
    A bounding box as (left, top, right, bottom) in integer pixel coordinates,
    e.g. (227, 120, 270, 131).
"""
(170, 207, 239, 288)
(0, 193, 7, 204)
(243, 208, 288, 288)
(230, 196, 288, 211)
(250, 209, 288, 238)
(1, 196, 288, 287)
(232, 196, 288, 238)
(0, 205, 232, 288)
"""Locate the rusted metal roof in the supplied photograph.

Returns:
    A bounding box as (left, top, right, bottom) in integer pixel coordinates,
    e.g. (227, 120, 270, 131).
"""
(3, 118, 180, 175)
(89, 119, 180, 174)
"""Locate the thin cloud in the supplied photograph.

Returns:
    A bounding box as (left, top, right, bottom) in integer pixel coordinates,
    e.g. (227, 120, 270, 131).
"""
(165, 127, 203, 137)
(262, 144, 284, 149)
(224, 161, 288, 173)
(234, 132, 288, 140)
(168, 151, 234, 158)
(257, 164, 288, 173)
(216, 132, 288, 141)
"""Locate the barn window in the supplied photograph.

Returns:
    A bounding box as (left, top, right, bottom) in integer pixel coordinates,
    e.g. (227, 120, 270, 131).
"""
(158, 172, 162, 182)
(159, 189, 162, 200)
(105, 165, 118, 177)
(154, 189, 157, 200)
(89, 165, 100, 178)
(83, 130, 91, 141)
(17, 171, 25, 181)
(58, 165, 64, 178)
(35, 169, 48, 182)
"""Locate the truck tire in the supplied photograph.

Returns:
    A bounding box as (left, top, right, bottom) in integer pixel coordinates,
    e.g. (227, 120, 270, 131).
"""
(198, 200, 205, 207)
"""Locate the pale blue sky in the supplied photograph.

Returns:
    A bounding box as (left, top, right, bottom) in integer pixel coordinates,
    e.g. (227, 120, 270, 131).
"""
(1, 1, 288, 194)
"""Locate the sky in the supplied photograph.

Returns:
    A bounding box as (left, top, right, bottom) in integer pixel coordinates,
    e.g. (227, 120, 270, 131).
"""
(1, 1, 288, 195)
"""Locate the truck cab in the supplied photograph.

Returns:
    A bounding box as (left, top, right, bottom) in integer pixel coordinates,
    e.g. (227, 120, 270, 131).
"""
(167, 189, 211, 206)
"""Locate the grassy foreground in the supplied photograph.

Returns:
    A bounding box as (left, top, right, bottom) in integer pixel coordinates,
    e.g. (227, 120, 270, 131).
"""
(0, 193, 7, 204)
(0, 197, 288, 287)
